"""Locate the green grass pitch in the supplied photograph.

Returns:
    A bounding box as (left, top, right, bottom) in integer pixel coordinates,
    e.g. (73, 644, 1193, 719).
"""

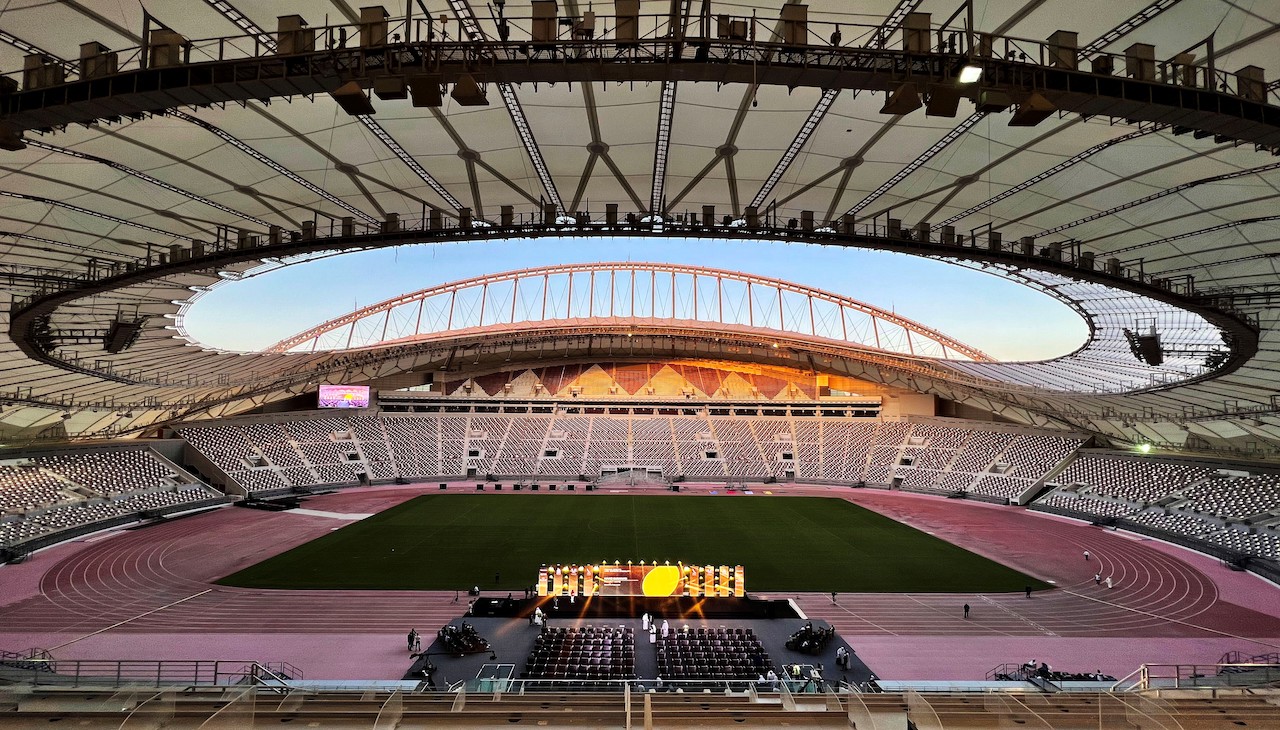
(218, 494, 1049, 593)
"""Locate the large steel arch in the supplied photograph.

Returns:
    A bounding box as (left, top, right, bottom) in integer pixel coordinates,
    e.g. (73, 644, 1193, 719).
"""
(263, 262, 993, 362)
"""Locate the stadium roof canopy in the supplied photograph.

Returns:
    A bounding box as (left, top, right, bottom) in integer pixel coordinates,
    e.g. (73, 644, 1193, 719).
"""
(0, 0, 1279, 457)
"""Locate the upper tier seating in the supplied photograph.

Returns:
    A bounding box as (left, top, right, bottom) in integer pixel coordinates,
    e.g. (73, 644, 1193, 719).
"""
(1053, 455, 1214, 505)
(1181, 473, 1280, 519)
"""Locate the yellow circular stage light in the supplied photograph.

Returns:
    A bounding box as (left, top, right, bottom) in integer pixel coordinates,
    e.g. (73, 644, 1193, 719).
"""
(642, 565, 682, 597)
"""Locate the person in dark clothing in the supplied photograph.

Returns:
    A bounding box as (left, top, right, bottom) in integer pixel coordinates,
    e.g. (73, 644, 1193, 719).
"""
(1025, 585, 1032, 598)
(963, 603, 970, 619)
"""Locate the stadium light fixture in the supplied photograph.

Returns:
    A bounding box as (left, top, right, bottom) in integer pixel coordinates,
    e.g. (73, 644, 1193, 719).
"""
(1137, 443, 1153, 454)
(958, 65, 983, 84)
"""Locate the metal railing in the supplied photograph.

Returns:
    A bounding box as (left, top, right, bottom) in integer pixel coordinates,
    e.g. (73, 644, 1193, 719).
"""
(6, 211, 1214, 301)
(0, 658, 285, 688)
(7, 11, 1277, 107)
(1113, 662, 1280, 692)
(456, 676, 833, 695)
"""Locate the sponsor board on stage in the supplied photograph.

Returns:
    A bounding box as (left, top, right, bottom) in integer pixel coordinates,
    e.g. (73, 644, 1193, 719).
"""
(537, 563, 745, 598)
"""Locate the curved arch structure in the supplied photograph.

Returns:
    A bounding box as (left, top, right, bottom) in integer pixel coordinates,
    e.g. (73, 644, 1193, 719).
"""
(262, 262, 993, 361)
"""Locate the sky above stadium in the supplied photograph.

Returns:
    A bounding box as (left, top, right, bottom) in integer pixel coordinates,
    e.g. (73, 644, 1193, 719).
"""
(183, 238, 1088, 362)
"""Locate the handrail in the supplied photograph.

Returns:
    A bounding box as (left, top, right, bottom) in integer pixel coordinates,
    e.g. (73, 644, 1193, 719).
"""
(0, 658, 285, 688)
(5, 12, 1276, 109)
(1112, 662, 1280, 692)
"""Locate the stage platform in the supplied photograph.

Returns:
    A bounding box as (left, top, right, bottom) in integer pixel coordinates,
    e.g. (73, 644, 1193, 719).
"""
(466, 595, 801, 620)
(405, 614, 875, 692)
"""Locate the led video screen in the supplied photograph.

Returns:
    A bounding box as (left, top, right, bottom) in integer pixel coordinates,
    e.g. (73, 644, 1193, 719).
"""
(318, 384, 370, 409)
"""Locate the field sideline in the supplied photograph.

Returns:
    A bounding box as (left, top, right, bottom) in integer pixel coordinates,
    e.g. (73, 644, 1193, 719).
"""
(218, 493, 1049, 593)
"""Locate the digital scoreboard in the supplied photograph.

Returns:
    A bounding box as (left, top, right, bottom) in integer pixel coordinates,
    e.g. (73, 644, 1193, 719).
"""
(318, 384, 370, 409)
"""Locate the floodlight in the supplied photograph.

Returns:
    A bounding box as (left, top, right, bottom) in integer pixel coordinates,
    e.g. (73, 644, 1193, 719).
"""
(958, 65, 982, 83)
(1137, 443, 1152, 454)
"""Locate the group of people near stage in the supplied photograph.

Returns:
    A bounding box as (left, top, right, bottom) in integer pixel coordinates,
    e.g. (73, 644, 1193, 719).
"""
(785, 621, 836, 655)
(994, 660, 1115, 683)
(640, 612, 671, 643)
(433, 621, 490, 655)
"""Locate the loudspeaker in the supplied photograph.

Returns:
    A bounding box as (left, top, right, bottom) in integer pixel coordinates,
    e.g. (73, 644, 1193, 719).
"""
(104, 319, 144, 354)
(451, 74, 489, 106)
(925, 85, 962, 117)
(1135, 334, 1163, 366)
(408, 75, 443, 107)
(373, 77, 407, 101)
(1009, 93, 1056, 127)
(0, 123, 25, 151)
(881, 83, 922, 115)
(975, 89, 1013, 113)
(331, 81, 376, 115)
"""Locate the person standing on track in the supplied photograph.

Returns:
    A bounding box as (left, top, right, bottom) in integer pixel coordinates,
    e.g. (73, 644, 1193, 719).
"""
(1083, 550, 1090, 561)
(1094, 572, 1102, 585)
(1025, 585, 1032, 598)
(963, 603, 970, 619)
(1105, 577, 1114, 589)
(407, 628, 418, 652)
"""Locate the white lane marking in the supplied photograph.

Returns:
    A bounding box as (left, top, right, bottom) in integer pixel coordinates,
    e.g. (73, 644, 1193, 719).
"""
(48, 589, 213, 650)
(1061, 588, 1280, 650)
(978, 594, 1058, 636)
(287, 509, 372, 520)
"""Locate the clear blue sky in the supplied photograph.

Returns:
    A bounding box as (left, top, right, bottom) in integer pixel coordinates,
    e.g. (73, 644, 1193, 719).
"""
(183, 237, 1087, 361)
